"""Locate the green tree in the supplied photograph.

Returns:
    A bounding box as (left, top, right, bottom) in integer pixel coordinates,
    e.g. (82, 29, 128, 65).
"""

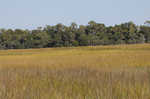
(140, 26, 150, 43)
(31, 29, 51, 48)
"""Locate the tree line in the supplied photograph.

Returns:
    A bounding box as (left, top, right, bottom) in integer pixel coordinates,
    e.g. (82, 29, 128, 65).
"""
(0, 21, 150, 49)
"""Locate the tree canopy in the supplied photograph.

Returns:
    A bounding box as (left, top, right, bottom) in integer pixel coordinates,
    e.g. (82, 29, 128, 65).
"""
(0, 21, 150, 49)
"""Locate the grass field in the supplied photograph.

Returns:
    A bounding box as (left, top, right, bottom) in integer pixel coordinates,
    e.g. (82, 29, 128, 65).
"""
(0, 44, 150, 99)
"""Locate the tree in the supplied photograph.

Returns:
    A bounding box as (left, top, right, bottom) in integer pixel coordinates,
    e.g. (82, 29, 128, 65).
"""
(31, 29, 51, 48)
(78, 33, 89, 46)
(0, 21, 149, 49)
(140, 26, 150, 43)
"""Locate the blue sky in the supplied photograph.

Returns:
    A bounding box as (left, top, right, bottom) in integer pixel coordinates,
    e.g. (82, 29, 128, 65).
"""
(0, 0, 150, 29)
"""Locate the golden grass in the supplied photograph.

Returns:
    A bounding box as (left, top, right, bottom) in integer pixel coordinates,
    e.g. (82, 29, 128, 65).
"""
(0, 44, 150, 99)
(0, 43, 150, 68)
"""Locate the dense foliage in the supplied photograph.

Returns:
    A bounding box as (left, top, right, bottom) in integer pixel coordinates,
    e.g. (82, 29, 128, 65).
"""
(0, 21, 150, 49)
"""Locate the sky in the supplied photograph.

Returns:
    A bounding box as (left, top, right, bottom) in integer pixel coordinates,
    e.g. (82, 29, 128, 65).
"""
(0, 0, 150, 29)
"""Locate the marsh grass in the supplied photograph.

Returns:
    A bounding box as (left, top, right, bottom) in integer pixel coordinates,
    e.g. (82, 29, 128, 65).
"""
(0, 44, 150, 99)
